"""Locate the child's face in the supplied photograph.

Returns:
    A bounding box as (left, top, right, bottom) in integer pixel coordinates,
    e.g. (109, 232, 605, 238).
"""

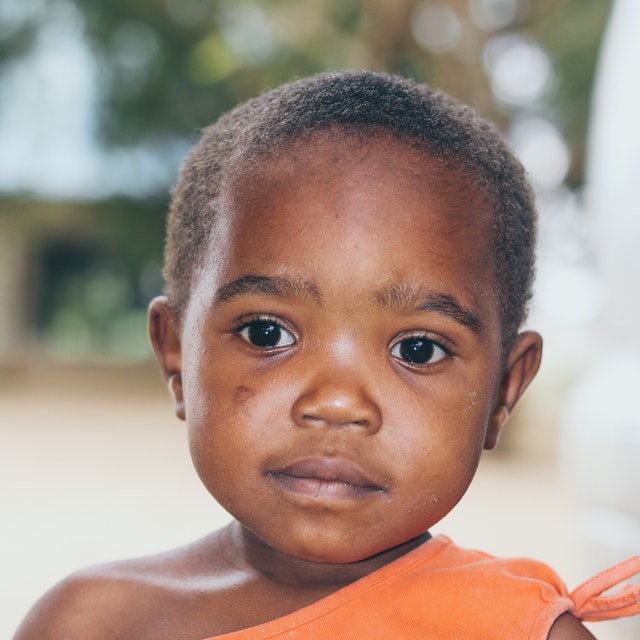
(151, 134, 541, 564)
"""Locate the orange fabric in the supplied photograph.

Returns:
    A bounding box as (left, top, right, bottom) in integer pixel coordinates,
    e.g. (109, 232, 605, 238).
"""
(569, 555, 640, 621)
(207, 536, 640, 640)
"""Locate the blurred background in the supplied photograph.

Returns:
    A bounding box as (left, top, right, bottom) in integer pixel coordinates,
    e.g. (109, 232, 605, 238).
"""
(1, 0, 638, 638)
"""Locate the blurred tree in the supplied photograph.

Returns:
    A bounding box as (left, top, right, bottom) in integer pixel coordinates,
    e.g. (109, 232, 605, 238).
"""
(0, 0, 611, 187)
(55, 0, 609, 188)
(0, 0, 612, 361)
(0, 0, 39, 67)
(529, 0, 611, 186)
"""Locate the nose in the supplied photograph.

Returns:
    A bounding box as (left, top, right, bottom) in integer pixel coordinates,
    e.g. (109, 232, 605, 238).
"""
(291, 375, 382, 434)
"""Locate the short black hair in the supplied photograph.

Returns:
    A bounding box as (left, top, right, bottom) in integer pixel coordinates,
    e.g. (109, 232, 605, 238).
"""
(165, 70, 536, 349)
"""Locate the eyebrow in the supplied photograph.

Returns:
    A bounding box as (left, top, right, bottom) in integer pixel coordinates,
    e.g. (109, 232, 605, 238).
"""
(214, 274, 322, 305)
(375, 283, 484, 334)
(214, 274, 483, 333)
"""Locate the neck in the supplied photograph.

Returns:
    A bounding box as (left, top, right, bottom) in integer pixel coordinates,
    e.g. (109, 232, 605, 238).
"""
(226, 521, 431, 591)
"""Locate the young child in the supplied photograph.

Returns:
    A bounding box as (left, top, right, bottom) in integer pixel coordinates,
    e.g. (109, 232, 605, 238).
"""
(14, 71, 639, 640)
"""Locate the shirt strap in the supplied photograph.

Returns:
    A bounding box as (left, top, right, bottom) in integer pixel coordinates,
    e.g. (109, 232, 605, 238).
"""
(570, 556, 640, 621)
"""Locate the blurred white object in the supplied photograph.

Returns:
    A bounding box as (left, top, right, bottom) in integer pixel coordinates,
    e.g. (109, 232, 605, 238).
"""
(562, 0, 640, 637)
(586, 1, 640, 334)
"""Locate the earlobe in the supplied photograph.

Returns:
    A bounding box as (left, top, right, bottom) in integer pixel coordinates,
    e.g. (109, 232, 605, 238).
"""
(485, 331, 543, 450)
(485, 405, 510, 450)
(168, 372, 186, 421)
(148, 296, 186, 421)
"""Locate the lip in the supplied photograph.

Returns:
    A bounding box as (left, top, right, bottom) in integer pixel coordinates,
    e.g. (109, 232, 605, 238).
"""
(266, 457, 385, 501)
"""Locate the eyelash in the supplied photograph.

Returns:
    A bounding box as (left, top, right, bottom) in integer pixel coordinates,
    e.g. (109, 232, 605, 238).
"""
(233, 316, 452, 368)
(389, 333, 452, 369)
(233, 315, 296, 351)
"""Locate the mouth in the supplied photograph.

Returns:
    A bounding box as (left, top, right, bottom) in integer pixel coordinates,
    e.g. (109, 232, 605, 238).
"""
(266, 457, 385, 500)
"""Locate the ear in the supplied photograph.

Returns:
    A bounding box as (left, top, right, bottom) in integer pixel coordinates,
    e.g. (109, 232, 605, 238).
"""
(148, 296, 185, 421)
(484, 331, 543, 450)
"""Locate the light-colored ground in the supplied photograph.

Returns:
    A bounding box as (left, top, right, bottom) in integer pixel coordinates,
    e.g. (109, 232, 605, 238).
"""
(1, 363, 635, 639)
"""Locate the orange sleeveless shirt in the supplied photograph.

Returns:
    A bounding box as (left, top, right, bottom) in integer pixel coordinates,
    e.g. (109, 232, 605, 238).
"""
(207, 535, 640, 640)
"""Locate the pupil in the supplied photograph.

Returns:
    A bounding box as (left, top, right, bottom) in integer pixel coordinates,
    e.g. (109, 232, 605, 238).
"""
(400, 337, 434, 364)
(248, 320, 281, 347)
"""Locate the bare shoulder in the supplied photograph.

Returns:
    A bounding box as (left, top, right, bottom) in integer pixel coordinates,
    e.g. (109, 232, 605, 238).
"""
(12, 564, 145, 640)
(13, 533, 226, 640)
(547, 613, 597, 640)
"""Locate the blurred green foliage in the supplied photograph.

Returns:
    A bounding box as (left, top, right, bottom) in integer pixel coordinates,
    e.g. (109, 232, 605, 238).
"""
(66, 0, 610, 186)
(0, 0, 611, 361)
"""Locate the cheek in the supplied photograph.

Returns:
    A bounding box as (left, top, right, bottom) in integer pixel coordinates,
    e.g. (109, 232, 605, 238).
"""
(389, 383, 494, 500)
(232, 384, 257, 407)
(184, 359, 287, 479)
(392, 437, 482, 532)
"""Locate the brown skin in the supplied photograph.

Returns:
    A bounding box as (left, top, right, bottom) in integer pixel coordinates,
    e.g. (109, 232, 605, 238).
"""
(13, 136, 594, 639)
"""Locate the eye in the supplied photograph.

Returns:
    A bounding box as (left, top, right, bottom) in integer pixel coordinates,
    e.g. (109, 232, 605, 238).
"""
(237, 318, 295, 349)
(390, 336, 448, 366)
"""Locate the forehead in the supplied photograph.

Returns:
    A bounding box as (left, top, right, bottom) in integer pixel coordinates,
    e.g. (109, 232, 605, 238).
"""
(206, 134, 498, 314)
(224, 132, 491, 231)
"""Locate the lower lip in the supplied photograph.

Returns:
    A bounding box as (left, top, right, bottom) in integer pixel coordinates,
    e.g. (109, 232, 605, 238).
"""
(267, 472, 382, 501)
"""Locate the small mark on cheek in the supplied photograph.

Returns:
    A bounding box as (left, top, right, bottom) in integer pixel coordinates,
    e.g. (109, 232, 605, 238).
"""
(407, 489, 439, 513)
(233, 385, 256, 406)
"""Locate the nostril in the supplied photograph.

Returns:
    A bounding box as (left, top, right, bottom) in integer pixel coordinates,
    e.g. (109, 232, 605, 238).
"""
(292, 384, 382, 433)
(301, 414, 370, 428)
